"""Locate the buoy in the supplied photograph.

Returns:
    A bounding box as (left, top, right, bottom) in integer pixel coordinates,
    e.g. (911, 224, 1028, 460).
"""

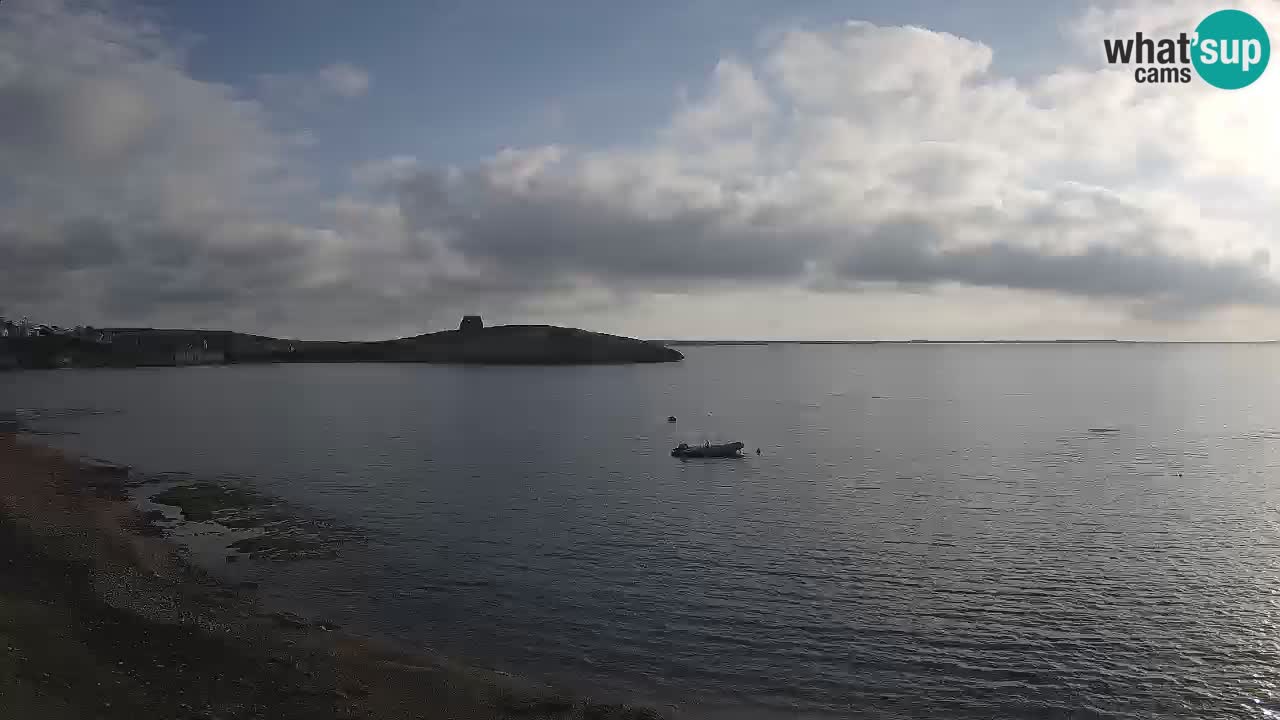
(756, 448, 761, 455)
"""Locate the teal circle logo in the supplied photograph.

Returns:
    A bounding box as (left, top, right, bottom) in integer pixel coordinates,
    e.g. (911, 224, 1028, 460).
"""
(1193, 9, 1270, 89)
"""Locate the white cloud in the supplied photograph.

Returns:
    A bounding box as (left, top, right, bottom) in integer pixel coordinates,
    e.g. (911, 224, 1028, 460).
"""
(256, 61, 371, 110)
(667, 59, 774, 140)
(317, 62, 370, 98)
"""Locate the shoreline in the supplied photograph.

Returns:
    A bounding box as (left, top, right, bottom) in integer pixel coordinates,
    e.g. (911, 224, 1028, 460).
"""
(0, 431, 665, 719)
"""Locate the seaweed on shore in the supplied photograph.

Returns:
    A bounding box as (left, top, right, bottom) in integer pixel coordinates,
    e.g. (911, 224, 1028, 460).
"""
(151, 481, 355, 562)
(152, 483, 263, 523)
(229, 535, 336, 562)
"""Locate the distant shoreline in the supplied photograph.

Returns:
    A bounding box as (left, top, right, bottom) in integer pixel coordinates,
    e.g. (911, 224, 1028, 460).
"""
(0, 323, 683, 370)
(660, 339, 1280, 346)
(7, 332, 1278, 370)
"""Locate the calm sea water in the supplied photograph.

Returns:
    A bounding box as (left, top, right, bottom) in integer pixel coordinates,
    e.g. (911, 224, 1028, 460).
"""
(7, 345, 1280, 719)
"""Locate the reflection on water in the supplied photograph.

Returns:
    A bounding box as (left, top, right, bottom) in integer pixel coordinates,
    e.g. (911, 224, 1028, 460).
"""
(6, 344, 1280, 718)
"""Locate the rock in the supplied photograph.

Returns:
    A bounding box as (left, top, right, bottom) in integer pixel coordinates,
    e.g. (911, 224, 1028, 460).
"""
(138, 523, 164, 537)
(503, 694, 575, 714)
(270, 611, 308, 629)
(582, 704, 666, 720)
(80, 458, 130, 476)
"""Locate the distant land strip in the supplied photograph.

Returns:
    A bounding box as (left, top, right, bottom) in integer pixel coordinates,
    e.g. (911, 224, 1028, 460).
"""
(658, 339, 1280, 345)
(0, 321, 682, 370)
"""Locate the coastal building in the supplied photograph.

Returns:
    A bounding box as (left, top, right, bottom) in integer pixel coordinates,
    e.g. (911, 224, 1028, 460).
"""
(28, 324, 74, 337)
(0, 318, 44, 341)
(459, 315, 483, 332)
(174, 338, 225, 366)
(76, 327, 113, 344)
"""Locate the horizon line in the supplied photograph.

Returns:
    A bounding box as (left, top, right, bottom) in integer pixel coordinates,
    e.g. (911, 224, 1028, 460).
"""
(654, 339, 1280, 345)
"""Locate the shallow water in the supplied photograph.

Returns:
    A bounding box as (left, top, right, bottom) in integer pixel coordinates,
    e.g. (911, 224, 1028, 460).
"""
(7, 344, 1280, 718)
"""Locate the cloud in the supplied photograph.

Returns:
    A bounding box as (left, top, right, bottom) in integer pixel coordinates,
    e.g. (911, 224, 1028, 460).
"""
(316, 62, 370, 98)
(256, 61, 371, 110)
(376, 6, 1280, 325)
(0, 2, 283, 218)
(0, 0, 306, 326)
(829, 215, 1279, 318)
(532, 101, 568, 133)
(351, 155, 421, 189)
(3, 0, 1280, 340)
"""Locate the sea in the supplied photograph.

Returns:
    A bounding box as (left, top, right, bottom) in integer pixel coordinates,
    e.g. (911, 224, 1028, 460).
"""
(6, 343, 1280, 719)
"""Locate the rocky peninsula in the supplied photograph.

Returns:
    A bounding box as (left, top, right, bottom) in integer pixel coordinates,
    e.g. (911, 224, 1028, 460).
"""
(291, 323, 683, 365)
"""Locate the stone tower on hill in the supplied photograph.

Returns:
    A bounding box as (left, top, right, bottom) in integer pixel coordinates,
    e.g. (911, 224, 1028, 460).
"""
(459, 315, 483, 332)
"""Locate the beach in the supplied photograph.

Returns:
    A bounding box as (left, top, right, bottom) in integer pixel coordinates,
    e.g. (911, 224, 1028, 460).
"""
(0, 430, 662, 720)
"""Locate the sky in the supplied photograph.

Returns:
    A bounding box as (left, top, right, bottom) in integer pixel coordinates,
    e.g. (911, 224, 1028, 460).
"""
(1, 0, 1279, 341)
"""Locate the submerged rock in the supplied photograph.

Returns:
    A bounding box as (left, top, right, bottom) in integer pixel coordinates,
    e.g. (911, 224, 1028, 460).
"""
(152, 483, 263, 523)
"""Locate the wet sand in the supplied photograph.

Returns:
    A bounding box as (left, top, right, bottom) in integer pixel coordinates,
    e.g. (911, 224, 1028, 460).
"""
(0, 432, 663, 719)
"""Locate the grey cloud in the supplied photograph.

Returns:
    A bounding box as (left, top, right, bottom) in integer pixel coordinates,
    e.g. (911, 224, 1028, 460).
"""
(0, 80, 68, 159)
(0, 218, 122, 270)
(833, 217, 1280, 314)
(134, 227, 205, 268)
(59, 219, 125, 269)
(391, 162, 1280, 320)
(398, 169, 824, 290)
(102, 270, 238, 315)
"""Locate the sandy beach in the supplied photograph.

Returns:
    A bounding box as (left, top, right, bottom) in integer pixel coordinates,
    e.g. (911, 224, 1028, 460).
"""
(0, 431, 663, 720)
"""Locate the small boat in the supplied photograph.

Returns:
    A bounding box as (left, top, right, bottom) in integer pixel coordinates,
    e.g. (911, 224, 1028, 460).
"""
(667, 416, 677, 423)
(672, 441, 745, 458)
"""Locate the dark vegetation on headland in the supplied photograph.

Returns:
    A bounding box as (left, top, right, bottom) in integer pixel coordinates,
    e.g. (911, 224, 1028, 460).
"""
(0, 318, 683, 370)
(291, 325, 683, 365)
